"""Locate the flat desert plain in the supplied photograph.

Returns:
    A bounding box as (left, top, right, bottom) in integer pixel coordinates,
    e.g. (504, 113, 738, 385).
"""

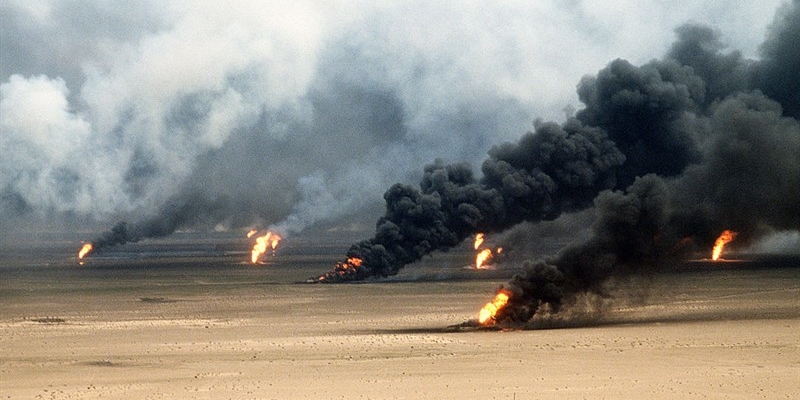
(1, 248, 798, 399)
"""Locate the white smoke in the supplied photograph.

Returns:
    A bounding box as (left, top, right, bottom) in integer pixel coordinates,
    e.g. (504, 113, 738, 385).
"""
(0, 75, 94, 214)
(3, 1, 326, 221)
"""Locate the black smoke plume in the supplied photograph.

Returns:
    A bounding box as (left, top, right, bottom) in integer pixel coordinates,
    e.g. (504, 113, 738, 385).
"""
(477, 96, 800, 327)
(496, 91, 800, 324)
(88, 190, 223, 252)
(318, 2, 800, 287)
(495, 175, 674, 323)
(317, 120, 625, 281)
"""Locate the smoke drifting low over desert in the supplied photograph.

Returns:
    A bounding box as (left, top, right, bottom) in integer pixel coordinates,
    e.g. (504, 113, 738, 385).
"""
(3, 3, 800, 398)
(0, 1, 790, 239)
(3, 2, 800, 319)
(313, 3, 800, 330)
(320, 1, 800, 289)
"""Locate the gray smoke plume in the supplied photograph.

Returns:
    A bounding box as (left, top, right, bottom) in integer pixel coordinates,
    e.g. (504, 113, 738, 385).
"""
(318, 1, 800, 286)
(0, 2, 791, 256)
(0, 0, 800, 279)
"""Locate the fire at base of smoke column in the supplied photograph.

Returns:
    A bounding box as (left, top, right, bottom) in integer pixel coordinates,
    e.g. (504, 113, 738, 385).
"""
(77, 243, 93, 264)
(471, 233, 504, 270)
(711, 230, 738, 261)
(682, 230, 741, 263)
(446, 288, 515, 331)
(478, 289, 511, 326)
(249, 231, 282, 264)
(314, 257, 364, 282)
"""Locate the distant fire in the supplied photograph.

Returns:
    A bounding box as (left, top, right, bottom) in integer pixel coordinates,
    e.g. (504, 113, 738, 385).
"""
(478, 290, 510, 326)
(711, 230, 738, 261)
(476, 248, 493, 269)
(78, 243, 93, 259)
(473, 233, 500, 269)
(473, 233, 485, 250)
(250, 231, 282, 264)
(317, 257, 363, 282)
(346, 257, 363, 267)
(246, 229, 258, 238)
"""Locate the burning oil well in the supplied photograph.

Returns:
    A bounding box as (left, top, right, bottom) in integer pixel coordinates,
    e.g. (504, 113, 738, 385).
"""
(60, 2, 800, 331)
(314, 6, 800, 325)
(480, 92, 800, 325)
(315, 119, 626, 282)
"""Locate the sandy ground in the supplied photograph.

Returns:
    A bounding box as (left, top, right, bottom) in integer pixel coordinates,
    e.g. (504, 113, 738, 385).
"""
(1, 263, 798, 399)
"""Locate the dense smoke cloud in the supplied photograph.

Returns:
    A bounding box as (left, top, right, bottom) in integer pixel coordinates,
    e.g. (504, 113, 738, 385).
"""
(494, 2, 800, 324)
(0, 1, 783, 247)
(498, 92, 800, 324)
(754, 0, 800, 118)
(319, 1, 800, 288)
(318, 120, 624, 280)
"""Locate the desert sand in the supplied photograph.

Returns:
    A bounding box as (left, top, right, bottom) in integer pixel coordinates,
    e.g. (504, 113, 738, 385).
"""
(1, 248, 798, 399)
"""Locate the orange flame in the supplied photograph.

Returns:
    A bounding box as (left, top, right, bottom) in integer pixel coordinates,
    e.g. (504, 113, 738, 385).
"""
(475, 248, 493, 269)
(711, 230, 738, 261)
(251, 231, 282, 264)
(246, 229, 258, 238)
(78, 243, 93, 259)
(317, 257, 363, 281)
(473, 233, 485, 250)
(478, 290, 510, 325)
(346, 257, 363, 267)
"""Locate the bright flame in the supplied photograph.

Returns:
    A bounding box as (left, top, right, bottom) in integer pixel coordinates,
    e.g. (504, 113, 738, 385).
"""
(711, 230, 738, 261)
(317, 257, 363, 281)
(473, 233, 485, 250)
(78, 243, 93, 259)
(246, 229, 258, 238)
(251, 231, 282, 264)
(475, 248, 493, 269)
(478, 290, 510, 325)
(346, 257, 363, 267)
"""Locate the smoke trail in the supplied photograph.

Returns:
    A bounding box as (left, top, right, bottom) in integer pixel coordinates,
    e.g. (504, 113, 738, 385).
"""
(317, 119, 625, 281)
(88, 190, 224, 251)
(3, 1, 783, 248)
(319, 2, 800, 283)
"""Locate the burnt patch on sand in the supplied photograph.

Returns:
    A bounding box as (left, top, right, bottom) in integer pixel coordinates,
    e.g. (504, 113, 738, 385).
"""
(28, 317, 67, 324)
(138, 297, 179, 303)
(363, 322, 510, 335)
(82, 360, 118, 367)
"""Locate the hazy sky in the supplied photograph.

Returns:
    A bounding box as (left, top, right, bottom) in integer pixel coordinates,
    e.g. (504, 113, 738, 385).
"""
(0, 0, 787, 243)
